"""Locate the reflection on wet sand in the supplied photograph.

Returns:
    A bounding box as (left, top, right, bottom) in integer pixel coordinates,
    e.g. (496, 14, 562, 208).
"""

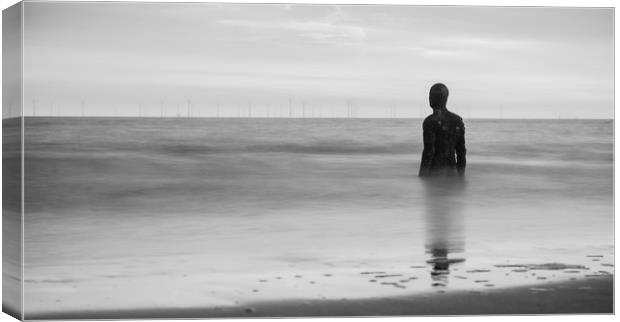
(422, 177, 467, 287)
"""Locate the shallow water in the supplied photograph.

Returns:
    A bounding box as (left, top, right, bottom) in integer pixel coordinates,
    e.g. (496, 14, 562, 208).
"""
(21, 117, 613, 316)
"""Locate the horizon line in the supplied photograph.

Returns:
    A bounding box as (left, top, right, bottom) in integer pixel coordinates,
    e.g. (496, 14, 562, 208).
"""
(4, 116, 614, 121)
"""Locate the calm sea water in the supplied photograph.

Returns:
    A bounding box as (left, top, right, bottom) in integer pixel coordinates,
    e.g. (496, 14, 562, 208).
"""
(21, 117, 613, 316)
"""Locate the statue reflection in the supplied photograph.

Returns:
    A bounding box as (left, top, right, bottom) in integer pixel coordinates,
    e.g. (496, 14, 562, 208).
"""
(422, 176, 467, 287)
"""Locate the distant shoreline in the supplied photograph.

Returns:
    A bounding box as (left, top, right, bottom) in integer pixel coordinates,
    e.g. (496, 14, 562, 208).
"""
(26, 276, 613, 320)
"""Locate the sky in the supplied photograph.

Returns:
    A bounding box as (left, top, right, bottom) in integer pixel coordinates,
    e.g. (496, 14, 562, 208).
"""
(16, 2, 614, 118)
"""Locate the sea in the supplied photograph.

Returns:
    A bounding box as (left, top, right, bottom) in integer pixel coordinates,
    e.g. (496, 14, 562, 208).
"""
(14, 117, 613, 317)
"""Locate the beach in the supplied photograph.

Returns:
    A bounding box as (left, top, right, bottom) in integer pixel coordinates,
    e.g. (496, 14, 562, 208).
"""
(18, 117, 613, 318)
(27, 276, 613, 319)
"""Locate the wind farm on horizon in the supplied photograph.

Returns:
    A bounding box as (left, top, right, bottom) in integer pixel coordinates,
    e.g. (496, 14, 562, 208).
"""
(15, 98, 596, 120)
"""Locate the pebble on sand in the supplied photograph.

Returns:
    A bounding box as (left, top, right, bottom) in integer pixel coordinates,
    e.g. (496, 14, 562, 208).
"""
(245, 308, 256, 313)
(530, 263, 588, 270)
(501, 263, 588, 270)
(380, 282, 406, 289)
(399, 278, 417, 283)
(375, 274, 403, 278)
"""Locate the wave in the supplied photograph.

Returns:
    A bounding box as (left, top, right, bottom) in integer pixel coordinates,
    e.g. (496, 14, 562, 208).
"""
(27, 140, 611, 168)
(26, 140, 420, 158)
(160, 141, 417, 156)
(23, 118, 612, 164)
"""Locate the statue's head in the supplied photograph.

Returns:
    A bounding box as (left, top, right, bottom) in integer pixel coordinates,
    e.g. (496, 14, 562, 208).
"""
(429, 83, 449, 109)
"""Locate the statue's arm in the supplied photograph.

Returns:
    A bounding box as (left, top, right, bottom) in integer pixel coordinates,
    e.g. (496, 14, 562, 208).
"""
(419, 122, 436, 177)
(456, 125, 466, 175)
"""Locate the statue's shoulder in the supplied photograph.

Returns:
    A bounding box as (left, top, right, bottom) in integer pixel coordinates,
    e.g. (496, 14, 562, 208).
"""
(449, 111, 464, 125)
(422, 115, 439, 130)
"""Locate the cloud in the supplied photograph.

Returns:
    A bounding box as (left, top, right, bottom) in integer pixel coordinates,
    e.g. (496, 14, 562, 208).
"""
(283, 21, 366, 43)
(439, 36, 539, 51)
(220, 19, 366, 45)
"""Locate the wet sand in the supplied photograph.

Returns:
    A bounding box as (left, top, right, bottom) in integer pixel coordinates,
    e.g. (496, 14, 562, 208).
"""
(27, 276, 612, 319)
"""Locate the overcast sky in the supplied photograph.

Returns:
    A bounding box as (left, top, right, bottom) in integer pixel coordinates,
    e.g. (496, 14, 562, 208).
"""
(20, 2, 613, 118)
